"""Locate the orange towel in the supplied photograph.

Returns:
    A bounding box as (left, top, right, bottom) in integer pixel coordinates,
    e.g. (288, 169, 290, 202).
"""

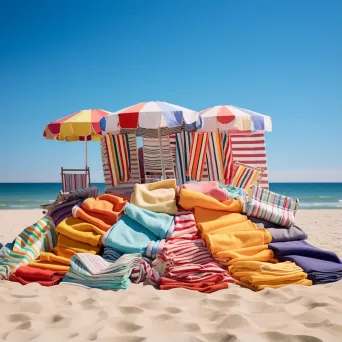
(73, 194, 127, 231)
(179, 189, 242, 213)
(39, 252, 70, 266)
(56, 217, 105, 247)
(55, 235, 100, 257)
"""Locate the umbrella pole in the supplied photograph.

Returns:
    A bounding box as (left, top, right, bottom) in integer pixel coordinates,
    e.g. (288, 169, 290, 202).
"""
(158, 128, 166, 180)
(85, 138, 88, 169)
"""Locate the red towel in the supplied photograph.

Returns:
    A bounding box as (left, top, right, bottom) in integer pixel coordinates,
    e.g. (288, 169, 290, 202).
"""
(159, 277, 229, 293)
(9, 266, 67, 287)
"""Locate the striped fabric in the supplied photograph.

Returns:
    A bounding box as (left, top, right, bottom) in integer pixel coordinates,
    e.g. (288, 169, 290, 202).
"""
(100, 133, 141, 196)
(230, 163, 262, 191)
(142, 137, 175, 182)
(167, 211, 199, 240)
(0, 218, 57, 279)
(221, 132, 234, 184)
(62, 253, 141, 290)
(102, 246, 122, 263)
(104, 133, 131, 186)
(130, 259, 154, 284)
(187, 133, 209, 181)
(230, 132, 269, 189)
(206, 132, 225, 182)
(63, 186, 98, 200)
(62, 173, 88, 192)
(173, 132, 192, 185)
(245, 185, 295, 227)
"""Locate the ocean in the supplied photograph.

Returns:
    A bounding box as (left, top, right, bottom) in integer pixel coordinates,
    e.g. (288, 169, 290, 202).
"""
(0, 182, 341, 210)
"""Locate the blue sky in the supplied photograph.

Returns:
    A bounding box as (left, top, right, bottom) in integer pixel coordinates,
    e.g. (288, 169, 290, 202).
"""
(0, 0, 341, 182)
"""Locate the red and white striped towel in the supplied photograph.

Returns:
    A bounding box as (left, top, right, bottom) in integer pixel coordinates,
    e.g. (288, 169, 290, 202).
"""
(167, 211, 199, 240)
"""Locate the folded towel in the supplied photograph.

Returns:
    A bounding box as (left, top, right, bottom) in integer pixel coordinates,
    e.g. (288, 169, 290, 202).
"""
(103, 205, 172, 256)
(54, 234, 100, 257)
(39, 252, 70, 266)
(167, 211, 199, 240)
(281, 255, 342, 284)
(229, 260, 312, 291)
(73, 194, 127, 231)
(62, 253, 141, 290)
(269, 240, 341, 263)
(28, 260, 70, 272)
(9, 266, 67, 287)
(268, 240, 342, 284)
(124, 203, 174, 239)
(179, 189, 242, 212)
(103, 216, 160, 255)
(130, 179, 177, 215)
(249, 217, 308, 242)
(194, 208, 249, 236)
(178, 181, 229, 201)
(56, 217, 105, 247)
(0, 218, 57, 280)
(102, 247, 122, 263)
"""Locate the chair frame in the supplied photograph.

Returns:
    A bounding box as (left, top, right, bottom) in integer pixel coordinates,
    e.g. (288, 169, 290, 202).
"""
(61, 167, 91, 192)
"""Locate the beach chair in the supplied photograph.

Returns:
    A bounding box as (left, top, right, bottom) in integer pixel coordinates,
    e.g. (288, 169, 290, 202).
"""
(142, 137, 176, 183)
(61, 167, 90, 192)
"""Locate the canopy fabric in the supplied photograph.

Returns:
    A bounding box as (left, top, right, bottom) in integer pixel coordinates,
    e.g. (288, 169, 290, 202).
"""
(43, 109, 112, 142)
(100, 101, 202, 135)
(199, 105, 272, 132)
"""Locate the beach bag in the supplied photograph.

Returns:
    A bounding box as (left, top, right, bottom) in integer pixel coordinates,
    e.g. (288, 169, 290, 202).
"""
(244, 185, 295, 227)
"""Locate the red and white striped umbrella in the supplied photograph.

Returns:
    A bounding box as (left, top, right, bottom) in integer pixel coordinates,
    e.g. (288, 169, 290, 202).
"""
(199, 105, 272, 132)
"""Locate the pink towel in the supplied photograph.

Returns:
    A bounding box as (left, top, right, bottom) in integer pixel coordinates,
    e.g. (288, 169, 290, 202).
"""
(178, 181, 228, 202)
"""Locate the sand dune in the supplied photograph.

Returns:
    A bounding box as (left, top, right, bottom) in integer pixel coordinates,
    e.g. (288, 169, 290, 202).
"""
(0, 209, 341, 342)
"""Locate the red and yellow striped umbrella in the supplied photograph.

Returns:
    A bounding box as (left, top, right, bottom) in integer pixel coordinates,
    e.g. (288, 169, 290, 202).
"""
(43, 109, 112, 142)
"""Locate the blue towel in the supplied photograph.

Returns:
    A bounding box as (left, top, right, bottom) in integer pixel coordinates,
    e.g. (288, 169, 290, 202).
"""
(124, 203, 174, 239)
(104, 204, 173, 255)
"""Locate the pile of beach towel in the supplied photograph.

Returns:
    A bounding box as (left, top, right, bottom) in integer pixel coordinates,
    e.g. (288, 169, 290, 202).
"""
(1, 179, 341, 292)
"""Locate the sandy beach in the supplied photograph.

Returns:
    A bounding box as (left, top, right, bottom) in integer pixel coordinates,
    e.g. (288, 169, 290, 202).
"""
(0, 209, 341, 342)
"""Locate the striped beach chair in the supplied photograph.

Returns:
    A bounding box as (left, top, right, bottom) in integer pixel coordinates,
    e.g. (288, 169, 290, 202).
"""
(142, 137, 176, 183)
(61, 167, 90, 192)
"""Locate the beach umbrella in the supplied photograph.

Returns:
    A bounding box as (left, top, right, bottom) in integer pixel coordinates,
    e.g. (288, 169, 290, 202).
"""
(100, 101, 202, 178)
(198, 105, 272, 132)
(43, 109, 113, 168)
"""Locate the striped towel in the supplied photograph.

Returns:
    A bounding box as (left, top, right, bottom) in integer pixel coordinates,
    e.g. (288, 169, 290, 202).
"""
(62, 253, 141, 290)
(245, 185, 295, 227)
(0, 218, 57, 280)
(221, 132, 234, 184)
(186, 132, 209, 181)
(206, 132, 225, 182)
(66, 186, 98, 199)
(104, 133, 131, 186)
(175, 131, 192, 185)
(167, 211, 199, 240)
(130, 258, 155, 284)
(102, 246, 122, 263)
(63, 174, 88, 192)
(230, 162, 262, 191)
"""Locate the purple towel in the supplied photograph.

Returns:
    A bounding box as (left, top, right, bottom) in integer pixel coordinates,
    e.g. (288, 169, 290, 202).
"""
(269, 240, 341, 264)
(269, 240, 342, 285)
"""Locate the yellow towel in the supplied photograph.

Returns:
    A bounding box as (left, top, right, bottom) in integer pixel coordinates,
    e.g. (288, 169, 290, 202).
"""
(229, 260, 312, 291)
(194, 207, 248, 235)
(39, 252, 70, 266)
(236, 279, 312, 291)
(56, 217, 105, 247)
(179, 189, 242, 212)
(130, 179, 177, 215)
(203, 220, 257, 237)
(28, 260, 70, 272)
(215, 245, 274, 265)
(205, 228, 272, 255)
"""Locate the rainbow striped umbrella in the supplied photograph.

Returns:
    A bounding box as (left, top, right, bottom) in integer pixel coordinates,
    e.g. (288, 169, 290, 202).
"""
(100, 101, 202, 135)
(199, 105, 272, 132)
(43, 109, 113, 168)
(43, 109, 112, 142)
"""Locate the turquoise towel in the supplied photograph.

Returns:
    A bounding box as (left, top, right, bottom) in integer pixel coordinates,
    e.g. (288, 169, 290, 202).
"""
(124, 203, 174, 239)
(104, 204, 174, 255)
(218, 184, 247, 199)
